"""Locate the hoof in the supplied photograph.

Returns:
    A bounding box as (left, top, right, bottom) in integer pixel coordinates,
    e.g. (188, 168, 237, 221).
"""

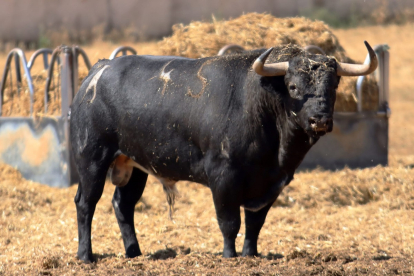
(125, 246, 142, 258)
(242, 252, 259, 257)
(77, 253, 96, 264)
(222, 251, 238, 258)
(242, 249, 259, 257)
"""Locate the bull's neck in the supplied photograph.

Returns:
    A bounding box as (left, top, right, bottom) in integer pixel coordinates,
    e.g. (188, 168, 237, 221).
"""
(245, 85, 314, 175)
(278, 117, 315, 174)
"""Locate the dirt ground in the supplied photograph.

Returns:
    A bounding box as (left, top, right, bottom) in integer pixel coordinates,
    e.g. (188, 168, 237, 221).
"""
(1, 23, 414, 275)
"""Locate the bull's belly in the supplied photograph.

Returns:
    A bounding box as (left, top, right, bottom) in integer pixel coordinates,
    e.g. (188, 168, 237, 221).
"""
(109, 147, 208, 187)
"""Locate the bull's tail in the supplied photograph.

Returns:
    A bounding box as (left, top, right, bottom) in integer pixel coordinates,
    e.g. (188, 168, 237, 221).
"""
(160, 180, 178, 220)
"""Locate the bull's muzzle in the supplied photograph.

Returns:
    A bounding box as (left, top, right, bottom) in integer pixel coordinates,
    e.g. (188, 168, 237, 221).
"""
(308, 116, 333, 134)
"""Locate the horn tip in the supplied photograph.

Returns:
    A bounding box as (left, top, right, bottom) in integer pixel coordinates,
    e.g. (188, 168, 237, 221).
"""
(264, 47, 274, 55)
(364, 41, 378, 62)
(364, 41, 374, 51)
(257, 47, 274, 63)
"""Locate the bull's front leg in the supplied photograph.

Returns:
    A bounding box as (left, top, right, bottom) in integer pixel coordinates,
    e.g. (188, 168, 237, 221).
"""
(241, 173, 289, 256)
(242, 202, 273, 256)
(210, 176, 242, 258)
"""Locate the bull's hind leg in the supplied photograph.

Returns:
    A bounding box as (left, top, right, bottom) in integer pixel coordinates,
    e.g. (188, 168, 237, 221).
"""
(74, 148, 115, 263)
(112, 168, 148, 258)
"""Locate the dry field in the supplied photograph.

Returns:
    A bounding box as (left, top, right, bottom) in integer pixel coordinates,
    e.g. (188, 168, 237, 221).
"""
(1, 22, 414, 275)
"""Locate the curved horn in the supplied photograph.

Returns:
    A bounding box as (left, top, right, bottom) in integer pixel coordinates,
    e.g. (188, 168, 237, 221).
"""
(252, 47, 288, 76)
(337, 41, 378, 76)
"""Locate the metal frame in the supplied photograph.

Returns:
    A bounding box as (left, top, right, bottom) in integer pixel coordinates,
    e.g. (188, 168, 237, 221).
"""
(0, 117, 72, 187)
(0, 45, 93, 187)
(27, 48, 54, 72)
(44, 46, 92, 114)
(109, 46, 137, 60)
(0, 49, 35, 116)
(355, 44, 390, 115)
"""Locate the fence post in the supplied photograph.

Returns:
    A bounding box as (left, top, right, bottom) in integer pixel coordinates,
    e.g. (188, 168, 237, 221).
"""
(60, 46, 74, 118)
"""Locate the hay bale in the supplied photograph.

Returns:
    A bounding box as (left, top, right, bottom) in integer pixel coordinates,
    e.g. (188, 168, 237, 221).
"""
(159, 13, 349, 61)
(159, 13, 379, 112)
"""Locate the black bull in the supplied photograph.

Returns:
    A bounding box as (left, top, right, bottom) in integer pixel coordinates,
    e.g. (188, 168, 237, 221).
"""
(70, 42, 377, 262)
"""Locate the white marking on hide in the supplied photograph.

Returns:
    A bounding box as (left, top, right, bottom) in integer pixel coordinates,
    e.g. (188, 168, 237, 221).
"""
(86, 65, 110, 103)
(160, 69, 173, 81)
(159, 61, 174, 95)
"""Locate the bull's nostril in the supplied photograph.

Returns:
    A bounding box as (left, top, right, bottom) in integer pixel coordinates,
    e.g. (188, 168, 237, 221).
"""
(308, 117, 317, 125)
(309, 116, 332, 133)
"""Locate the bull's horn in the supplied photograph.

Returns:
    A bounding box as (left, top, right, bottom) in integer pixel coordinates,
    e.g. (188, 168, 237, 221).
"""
(253, 48, 288, 76)
(337, 41, 378, 76)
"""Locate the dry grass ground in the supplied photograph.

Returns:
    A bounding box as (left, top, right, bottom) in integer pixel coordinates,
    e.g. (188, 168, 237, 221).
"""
(1, 22, 414, 275)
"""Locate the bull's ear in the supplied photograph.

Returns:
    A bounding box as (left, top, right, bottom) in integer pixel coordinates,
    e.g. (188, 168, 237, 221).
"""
(259, 76, 286, 96)
(259, 77, 292, 117)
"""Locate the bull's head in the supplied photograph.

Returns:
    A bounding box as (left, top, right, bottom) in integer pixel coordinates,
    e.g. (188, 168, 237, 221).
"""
(253, 41, 377, 138)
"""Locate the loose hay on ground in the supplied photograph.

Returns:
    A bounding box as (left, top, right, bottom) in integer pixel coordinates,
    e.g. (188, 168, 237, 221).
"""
(1, 159, 413, 275)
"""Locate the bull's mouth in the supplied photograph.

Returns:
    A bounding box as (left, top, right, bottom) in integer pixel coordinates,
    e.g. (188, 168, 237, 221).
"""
(307, 117, 333, 137)
(307, 126, 329, 138)
(306, 130, 327, 138)
(310, 122, 328, 132)
(312, 129, 328, 137)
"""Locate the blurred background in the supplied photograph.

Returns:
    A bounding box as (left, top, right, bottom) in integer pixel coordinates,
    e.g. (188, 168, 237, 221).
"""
(0, 0, 413, 50)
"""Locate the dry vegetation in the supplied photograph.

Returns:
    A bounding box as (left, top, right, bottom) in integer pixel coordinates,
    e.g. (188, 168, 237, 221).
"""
(1, 17, 414, 275)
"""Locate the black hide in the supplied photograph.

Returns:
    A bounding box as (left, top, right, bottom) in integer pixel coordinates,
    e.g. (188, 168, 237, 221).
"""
(70, 45, 340, 262)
